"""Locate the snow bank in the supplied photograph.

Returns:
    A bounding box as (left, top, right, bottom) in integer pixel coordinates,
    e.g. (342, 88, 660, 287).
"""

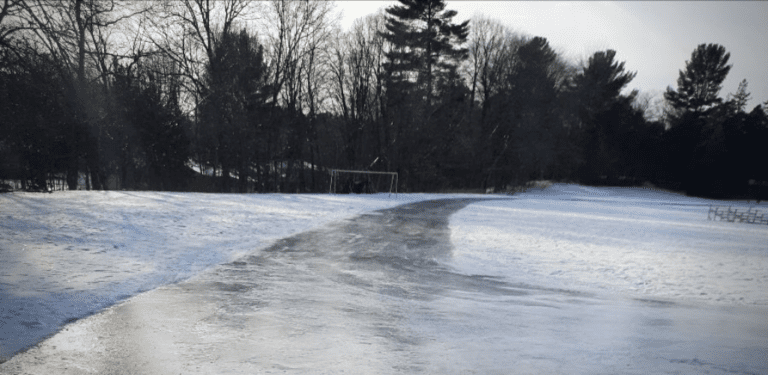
(450, 183, 768, 305)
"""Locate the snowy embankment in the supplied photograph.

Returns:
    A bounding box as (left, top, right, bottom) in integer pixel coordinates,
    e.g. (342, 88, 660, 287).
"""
(0, 191, 454, 361)
(450, 183, 768, 306)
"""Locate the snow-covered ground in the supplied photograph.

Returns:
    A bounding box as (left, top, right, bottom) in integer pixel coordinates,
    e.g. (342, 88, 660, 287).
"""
(1, 184, 767, 372)
(451, 184, 768, 306)
(0, 191, 446, 361)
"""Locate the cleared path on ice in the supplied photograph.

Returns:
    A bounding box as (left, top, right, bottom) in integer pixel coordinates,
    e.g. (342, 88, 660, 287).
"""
(0, 192, 426, 362)
(2, 198, 766, 374)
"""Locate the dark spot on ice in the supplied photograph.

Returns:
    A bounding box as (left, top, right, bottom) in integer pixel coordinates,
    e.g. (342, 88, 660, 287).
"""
(635, 298, 676, 307)
(645, 318, 673, 327)
(19, 321, 42, 329)
(335, 272, 373, 288)
(669, 358, 709, 366)
(211, 282, 252, 293)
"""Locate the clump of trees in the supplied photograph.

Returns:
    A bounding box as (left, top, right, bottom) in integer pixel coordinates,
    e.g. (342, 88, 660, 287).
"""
(1, 0, 766, 198)
(661, 44, 768, 198)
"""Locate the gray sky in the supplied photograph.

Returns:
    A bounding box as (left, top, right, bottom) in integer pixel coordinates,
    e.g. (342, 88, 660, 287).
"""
(336, 1, 768, 109)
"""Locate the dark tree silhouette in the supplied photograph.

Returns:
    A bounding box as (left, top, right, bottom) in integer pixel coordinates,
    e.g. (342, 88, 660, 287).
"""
(109, 58, 190, 191)
(381, 0, 469, 109)
(661, 44, 733, 195)
(664, 43, 731, 115)
(380, 0, 469, 190)
(199, 28, 269, 192)
(574, 49, 638, 183)
(726, 79, 751, 114)
(2, 3, 763, 198)
(483, 36, 573, 189)
(0, 47, 69, 191)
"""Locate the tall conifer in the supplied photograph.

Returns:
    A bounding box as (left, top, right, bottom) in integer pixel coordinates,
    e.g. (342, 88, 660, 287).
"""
(380, 0, 469, 110)
(664, 43, 731, 115)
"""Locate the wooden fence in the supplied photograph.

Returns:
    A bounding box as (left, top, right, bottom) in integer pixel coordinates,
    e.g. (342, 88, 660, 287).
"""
(708, 205, 768, 225)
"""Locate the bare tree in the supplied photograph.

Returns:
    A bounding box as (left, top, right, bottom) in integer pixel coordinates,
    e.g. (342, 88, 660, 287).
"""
(15, 0, 151, 190)
(144, 0, 257, 184)
(0, 0, 28, 49)
(260, 0, 336, 191)
(464, 15, 514, 112)
(262, 0, 335, 108)
(146, 0, 254, 95)
(328, 12, 390, 170)
(462, 16, 526, 188)
(632, 91, 666, 123)
(299, 11, 339, 191)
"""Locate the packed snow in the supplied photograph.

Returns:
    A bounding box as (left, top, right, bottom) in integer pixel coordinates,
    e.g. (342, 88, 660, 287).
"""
(1, 184, 767, 371)
(450, 184, 768, 306)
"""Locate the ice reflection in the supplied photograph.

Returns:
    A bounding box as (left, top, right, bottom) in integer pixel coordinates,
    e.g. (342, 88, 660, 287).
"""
(2, 198, 766, 374)
(190, 198, 768, 374)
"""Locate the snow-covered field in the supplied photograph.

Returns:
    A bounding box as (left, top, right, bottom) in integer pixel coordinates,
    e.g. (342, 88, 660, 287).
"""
(1, 184, 767, 370)
(451, 184, 768, 306)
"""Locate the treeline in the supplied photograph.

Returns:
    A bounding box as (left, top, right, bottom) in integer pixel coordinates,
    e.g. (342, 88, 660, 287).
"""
(1, 0, 766, 198)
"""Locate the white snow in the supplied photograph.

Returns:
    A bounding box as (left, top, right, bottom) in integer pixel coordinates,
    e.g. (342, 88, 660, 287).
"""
(0, 191, 454, 360)
(449, 184, 768, 306)
(1, 184, 767, 365)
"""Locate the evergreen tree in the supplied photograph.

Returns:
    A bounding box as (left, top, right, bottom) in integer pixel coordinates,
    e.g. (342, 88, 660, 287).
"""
(379, 0, 469, 190)
(726, 78, 750, 114)
(574, 49, 638, 182)
(511, 37, 560, 181)
(576, 50, 636, 115)
(381, 0, 469, 110)
(0, 47, 70, 191)
(664, 43, 731, 116)
(199, 28, 269, 192)
(660, 44, 732, 194)
(486, 36, 569, 186)
(109, 60, 190, 191)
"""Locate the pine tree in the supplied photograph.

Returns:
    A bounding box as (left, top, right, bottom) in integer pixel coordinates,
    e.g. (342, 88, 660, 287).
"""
(379, 0, 469, 190)
(726, 79, 751, 114)
(380, 0, 469, 112)
(200, 28, 268, 192)
(664, 43, 731, 115)
(576, 50, 637, 115)
(504, 37, 564, 182)
(574, 49, 638, 182)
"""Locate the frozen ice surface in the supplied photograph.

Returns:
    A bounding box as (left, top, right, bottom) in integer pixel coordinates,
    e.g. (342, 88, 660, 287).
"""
(0, 191, 449, 361)
(1, 185, 766, 374)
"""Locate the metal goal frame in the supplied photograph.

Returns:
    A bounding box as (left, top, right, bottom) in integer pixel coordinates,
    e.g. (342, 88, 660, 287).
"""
(329, 169, 398, 195)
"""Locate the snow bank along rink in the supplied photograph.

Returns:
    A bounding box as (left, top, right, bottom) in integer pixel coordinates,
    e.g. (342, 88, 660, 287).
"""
(451, 183, 768, 306)
(0, 191, 452, 361)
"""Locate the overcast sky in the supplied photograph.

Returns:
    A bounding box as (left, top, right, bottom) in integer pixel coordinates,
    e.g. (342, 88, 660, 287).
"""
(336, 1, 768, 109)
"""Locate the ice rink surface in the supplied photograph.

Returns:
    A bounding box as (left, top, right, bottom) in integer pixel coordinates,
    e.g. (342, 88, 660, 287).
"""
(1, 184, 766, 373)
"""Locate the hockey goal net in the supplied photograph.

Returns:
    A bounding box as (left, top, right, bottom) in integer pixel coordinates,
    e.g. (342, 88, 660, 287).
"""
(329, 169, 398, 195)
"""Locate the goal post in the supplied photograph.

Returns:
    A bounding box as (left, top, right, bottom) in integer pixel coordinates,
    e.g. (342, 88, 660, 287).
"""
(329, 169, 398, 195)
